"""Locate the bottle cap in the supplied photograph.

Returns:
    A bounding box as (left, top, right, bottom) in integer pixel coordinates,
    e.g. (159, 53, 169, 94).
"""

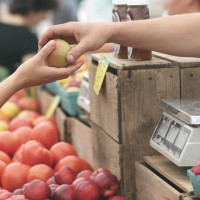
(127, 0, 149, 5)
(114, 0, 127, 5)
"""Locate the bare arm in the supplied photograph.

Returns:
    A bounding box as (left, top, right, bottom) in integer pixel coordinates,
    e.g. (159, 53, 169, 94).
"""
(0, 40, 83, 108)
(39, 13, 200, 63)
(110, 13, 200, 57)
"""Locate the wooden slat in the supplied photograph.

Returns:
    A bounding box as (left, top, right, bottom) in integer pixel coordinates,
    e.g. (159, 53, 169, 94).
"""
(120, 67, 180, 200)
(69, 118, 94, 168)
(144, 155, 193, 194)
(181, 68, 200, 99)
(136, 161, 183, 200)
(153, 52, 200, 68)
(91, 122, 121, 180)
(92, 53, 172, 70)
(90, 64, 120, 142)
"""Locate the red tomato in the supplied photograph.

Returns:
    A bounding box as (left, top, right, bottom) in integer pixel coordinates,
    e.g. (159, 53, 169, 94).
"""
(31, 121, 59, 149)
(9, 118, 33, 131)
(13, 126, 32, 145)
(27, 164, 54, 182)
(54, 155, 83, 175)
(17, 110, 40, 122)
(50, 142, 77, 164)
(17, 97, 40, 112)
(0, 131, 20, 157)
(0, 150, 11, 164)
(33, 116, 56, 127)
(22, 140, 54, 167)
(12, 144, 24, 163)
(2, 162, 30, 192)
(0, 160, 6, 186)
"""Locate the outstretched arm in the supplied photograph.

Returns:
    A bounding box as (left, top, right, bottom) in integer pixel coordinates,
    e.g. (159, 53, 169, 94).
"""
(0, 40, 83, 108)
(39, 13, 200, 64)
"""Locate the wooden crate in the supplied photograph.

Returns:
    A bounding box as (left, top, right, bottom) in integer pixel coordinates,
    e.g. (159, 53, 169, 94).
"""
(90, 53, 180, 199)
(153, 52, 200, 99)
(136, 155, 193, 200)
(37, 87, 67, 141)
(65, 117, 94, 168)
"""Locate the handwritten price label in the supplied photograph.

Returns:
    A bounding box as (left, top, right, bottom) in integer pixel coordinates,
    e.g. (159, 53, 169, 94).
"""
(93, 55, 109, 95)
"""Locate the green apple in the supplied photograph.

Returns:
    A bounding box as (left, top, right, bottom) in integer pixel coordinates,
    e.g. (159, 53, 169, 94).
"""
(45, 39, 72, 68)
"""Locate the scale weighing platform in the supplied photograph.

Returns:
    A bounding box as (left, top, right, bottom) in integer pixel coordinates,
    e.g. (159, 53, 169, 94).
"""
(150, 99, 200, 167)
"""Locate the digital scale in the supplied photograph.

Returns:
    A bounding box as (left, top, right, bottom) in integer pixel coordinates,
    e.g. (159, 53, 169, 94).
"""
(150, 99, 200, 167)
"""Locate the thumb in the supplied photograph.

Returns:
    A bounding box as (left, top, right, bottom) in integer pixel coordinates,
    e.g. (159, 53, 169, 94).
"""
(36, 40, 56, 61)
(67, 40, 88, 64)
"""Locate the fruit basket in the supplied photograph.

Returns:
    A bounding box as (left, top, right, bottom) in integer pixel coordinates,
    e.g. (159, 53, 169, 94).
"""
(187, 169, 200, 196)
(59, 86, 83, 116)
(43, 82, 60, 95)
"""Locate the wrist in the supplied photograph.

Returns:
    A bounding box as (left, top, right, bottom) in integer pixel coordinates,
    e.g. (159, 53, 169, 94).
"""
(9, 72, 23, 93)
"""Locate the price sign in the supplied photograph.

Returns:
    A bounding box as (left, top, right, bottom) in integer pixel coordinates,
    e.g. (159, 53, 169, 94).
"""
(93, 55, 109, 95)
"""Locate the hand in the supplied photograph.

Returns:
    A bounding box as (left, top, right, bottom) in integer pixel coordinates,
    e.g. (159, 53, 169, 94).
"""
(14, 40, 83, 90)
(38, 22, 112, 64)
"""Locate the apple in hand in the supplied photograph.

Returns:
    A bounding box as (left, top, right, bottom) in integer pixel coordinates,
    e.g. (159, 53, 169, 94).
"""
(44, 39, 72, 68)
(23, 179, 51, 200)
(93, 172, 120, 198)
(74, 180, 100, 200)
(192, 164, 200, 175)
(53, 184, 74, 200)
(54, 166, 76, 185)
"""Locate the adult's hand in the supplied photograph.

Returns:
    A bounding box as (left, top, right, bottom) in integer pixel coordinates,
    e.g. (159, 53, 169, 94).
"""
(38, 22, 112, 64)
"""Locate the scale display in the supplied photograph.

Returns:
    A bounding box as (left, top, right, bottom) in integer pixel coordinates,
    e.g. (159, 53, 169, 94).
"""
(152, 114, 190, 159)
(150, 99, 200, 166)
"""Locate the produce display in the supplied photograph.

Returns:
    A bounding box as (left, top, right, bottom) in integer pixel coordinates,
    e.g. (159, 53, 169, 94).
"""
(0, 90, 124, 200)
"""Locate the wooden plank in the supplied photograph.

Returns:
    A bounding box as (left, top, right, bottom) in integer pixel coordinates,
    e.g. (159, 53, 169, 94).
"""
(69, 118, 94, 168)
(181, 68, 200, 99)
(153, 52, 200, 68)
(120, 67, 180, 200)
(91, 122, 121, 180)
(92, 53, 172, 70)
(144, 155, 193, 194)
(136, 161, 183, 200)
(90, 64, 120, 142)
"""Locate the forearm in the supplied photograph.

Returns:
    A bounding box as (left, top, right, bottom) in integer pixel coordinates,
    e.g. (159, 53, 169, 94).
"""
(0, 74, 21, 108)
(108, 13, 200, 57)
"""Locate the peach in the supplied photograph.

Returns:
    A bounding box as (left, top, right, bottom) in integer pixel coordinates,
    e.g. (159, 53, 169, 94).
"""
(45, 39, 72, 68)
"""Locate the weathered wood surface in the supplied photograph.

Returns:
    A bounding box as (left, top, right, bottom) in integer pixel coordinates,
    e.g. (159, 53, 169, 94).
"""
(91, 122, 122, 180)
(120, 67, 180, 199)
(136, 161, 188, 200)
(153, 52, 200, 68)
(68, 118, 94, 167)
(144, 155, 193, 194)
(92, 53, 172, 70)
(90, 64, 120, 142)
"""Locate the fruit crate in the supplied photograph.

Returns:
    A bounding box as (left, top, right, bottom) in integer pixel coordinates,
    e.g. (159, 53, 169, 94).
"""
(187, 169, 200, 196)
(59, 86, 83, 116)
(43, 81, 60, 95)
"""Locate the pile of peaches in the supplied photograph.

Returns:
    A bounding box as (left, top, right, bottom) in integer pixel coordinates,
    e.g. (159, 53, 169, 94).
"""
(0, 90, 124, 200)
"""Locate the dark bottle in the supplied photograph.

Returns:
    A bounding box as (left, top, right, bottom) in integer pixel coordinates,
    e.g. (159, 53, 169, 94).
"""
(112, 0, 128, 59)
(127, 0, 152, 60)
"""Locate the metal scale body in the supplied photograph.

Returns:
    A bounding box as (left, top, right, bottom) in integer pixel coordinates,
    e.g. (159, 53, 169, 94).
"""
(150, 99, 200, 167)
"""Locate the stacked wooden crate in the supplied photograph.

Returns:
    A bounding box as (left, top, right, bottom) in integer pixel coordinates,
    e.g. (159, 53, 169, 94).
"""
(89, 53, 180, 199)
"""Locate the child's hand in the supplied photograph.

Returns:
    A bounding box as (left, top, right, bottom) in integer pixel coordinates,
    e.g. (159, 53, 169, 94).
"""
(14, 40, 84, 90)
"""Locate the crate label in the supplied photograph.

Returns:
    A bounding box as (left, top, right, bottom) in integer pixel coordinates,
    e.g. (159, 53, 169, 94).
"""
(93, 55, 109, 95)
(45, 95, 61, 118)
